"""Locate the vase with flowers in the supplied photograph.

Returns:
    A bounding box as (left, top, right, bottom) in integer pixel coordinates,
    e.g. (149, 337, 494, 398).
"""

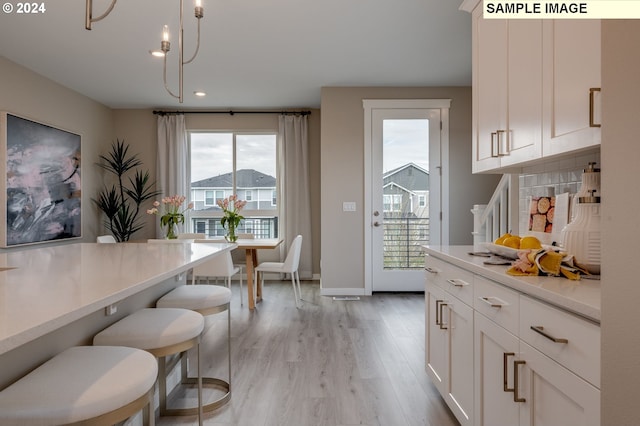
(217, 194, 246, 242)
(147, 195, 193, 239)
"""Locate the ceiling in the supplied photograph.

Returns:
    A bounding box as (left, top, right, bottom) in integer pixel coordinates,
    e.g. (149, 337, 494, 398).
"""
(0, 0, 471, 109)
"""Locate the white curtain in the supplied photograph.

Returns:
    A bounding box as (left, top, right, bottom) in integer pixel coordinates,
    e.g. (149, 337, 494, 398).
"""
(278, 114, 312, 279)
(156, 114, 190, 236)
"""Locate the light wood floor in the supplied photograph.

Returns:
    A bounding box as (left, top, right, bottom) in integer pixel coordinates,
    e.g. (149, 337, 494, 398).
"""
(157, 280, 459, 426)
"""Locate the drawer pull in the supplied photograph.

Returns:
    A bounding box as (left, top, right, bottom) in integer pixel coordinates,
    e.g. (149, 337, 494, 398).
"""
(530, 325, 569, 343)
(480, 296, 507, 308)
(447, 278, 470, 287)
(503, 352, 515, 393)
(513, 360, 526, 403)
(425, 266, 442, 274)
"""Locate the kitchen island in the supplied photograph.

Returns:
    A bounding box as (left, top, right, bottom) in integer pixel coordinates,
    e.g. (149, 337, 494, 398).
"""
(0, 241, 234, 388)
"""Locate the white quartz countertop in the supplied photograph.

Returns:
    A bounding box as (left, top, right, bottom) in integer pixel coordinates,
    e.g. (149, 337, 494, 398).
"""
(0, 242, 235, 355)
(423, 245, 601, 323)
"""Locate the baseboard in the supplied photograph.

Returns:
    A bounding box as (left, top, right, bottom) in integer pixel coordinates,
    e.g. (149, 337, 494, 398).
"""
(319, 286, 367, 297)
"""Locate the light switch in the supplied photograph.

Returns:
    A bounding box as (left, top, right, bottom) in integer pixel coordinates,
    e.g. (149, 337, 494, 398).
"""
(343, 202, 356, 212)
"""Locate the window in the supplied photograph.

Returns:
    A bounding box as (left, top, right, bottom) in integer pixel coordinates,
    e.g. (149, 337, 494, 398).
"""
(418, 195, 426, 207)
(189, 132, 279, 238)
(205, 190, 214, 206)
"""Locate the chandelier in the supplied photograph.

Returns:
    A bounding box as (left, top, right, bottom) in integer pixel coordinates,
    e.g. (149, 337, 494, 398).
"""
(85, 0, 118, 30)
(85, 0, 204, 103)
(157, 0, 204, 103)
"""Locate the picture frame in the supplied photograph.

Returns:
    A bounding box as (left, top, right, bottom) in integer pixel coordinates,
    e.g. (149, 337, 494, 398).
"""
(0, 112, 81, 247)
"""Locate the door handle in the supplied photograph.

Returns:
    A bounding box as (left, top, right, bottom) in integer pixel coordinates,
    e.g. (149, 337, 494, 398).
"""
(503, 352, 515, 393)
(373, 221, 381, 227)
(513, 360, 526, 403)
(438, 301, 448, 330)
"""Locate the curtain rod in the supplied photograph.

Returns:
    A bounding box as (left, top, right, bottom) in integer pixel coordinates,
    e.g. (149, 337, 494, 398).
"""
(153, 110, 311, 116)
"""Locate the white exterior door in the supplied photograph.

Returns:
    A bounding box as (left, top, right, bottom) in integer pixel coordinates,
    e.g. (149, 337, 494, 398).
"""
(364, 99, 448, 292)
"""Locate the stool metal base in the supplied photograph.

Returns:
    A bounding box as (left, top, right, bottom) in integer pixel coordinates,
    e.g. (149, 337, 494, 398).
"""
(159, 346, 231, 417)
(163, 376, 231, 415)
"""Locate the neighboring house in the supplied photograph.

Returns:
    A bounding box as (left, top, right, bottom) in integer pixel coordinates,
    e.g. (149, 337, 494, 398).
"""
(382, 163, 429, 218)
(190, 169, 278, 237)
(381, 163, 431, 265)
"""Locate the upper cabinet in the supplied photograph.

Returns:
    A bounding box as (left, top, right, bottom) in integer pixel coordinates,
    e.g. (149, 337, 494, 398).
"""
(464, 1, 601, 173)
(542, 20, 601, 157)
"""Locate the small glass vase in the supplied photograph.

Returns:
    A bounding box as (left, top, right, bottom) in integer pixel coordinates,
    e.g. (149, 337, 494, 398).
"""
(225, 223, 237, 242)
(164, 221, 178, 239)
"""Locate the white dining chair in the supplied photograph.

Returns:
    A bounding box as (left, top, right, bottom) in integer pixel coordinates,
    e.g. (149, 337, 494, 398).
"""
(193, 246, 244, 306)
(96, 235, 116, 243)
(254, 235, 303, 308)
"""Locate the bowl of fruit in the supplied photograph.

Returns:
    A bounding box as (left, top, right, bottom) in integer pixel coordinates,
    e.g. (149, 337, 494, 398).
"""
(483, 234, 543, 259)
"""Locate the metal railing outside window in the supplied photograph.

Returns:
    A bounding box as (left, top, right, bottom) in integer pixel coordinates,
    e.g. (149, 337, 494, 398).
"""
(383, 217, 430, 269)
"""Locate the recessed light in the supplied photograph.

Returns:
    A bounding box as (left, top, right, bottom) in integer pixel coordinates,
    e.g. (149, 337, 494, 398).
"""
(149, 50, 165, 57)
(194, 91, 206, 97)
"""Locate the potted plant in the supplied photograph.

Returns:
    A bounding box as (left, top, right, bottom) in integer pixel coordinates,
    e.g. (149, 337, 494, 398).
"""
(92, 139, 160, 242)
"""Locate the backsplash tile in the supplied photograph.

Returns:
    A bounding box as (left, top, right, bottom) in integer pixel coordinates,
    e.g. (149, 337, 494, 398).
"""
(518, 151, 601, 235)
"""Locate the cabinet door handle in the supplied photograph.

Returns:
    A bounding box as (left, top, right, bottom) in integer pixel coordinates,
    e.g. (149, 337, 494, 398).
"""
(435, 300, 442, 325)
(447, 278, 470, 287)
(503, 352, 515, 393)
(480, 296, 507, 308)
(425, 266, 442, 274)
(589, 87, 601, 128)
(497, 129, 509, 156)
(513, 360, 526, 403)
(491, 132, 499, 157)
(438, 301, 448, 330)
(530, 325, 569, 343)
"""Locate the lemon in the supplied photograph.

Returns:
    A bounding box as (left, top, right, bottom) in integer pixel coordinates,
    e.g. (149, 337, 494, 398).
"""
(494, 233, 512, 245)
(502, 236, 521, 249)
(520, 236, 542, 250)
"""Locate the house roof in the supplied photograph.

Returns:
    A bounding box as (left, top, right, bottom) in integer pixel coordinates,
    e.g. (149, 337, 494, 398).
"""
(191, 169, 276, 188)
(383, 163, 429, 192)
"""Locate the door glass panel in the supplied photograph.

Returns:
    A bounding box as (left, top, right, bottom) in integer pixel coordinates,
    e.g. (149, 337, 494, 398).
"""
(382, 119, 429, 269)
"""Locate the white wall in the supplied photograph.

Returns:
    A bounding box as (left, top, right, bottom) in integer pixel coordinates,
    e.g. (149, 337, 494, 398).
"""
(600, 20, 640, 425)
(0, 57, 115, 247)
(320, 86, 500, 292)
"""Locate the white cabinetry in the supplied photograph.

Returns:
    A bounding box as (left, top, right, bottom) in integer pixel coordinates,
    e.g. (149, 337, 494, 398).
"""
(425, 256, 474, 426)
(472, 6, 543, 173)
(542, 20, 601, 157)
(467, 0, 600, 173)
(425, 254, 601, 426)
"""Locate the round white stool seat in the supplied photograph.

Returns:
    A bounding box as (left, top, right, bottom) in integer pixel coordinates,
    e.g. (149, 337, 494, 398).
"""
(156, 285, 232, 315)
(93, 308, 204, 356)
(0, 346, 157, 426)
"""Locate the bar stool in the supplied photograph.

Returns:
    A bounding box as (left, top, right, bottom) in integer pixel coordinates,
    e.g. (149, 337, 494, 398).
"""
(156, 283, 232, 413)
(0, 345, 157, 426)
(93, 308, 206, 425)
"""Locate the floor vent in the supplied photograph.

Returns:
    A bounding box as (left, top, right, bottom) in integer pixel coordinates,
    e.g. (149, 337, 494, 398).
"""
(332, 296, 361, 301)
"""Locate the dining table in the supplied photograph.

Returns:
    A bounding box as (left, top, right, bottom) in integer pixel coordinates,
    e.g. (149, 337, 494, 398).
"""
(196, 237, 283, 310)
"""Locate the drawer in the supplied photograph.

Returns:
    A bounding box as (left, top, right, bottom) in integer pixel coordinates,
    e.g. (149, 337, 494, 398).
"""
(425, 255, 448, 289)
(442, 262, 474, 306)
(425, 256, 474, 306)
(520, 295, 600, 388)
(473, 276, 519, 336)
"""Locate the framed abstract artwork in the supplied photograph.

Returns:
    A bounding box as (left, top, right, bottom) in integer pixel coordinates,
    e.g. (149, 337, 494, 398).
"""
(0, 112, 81, 247)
